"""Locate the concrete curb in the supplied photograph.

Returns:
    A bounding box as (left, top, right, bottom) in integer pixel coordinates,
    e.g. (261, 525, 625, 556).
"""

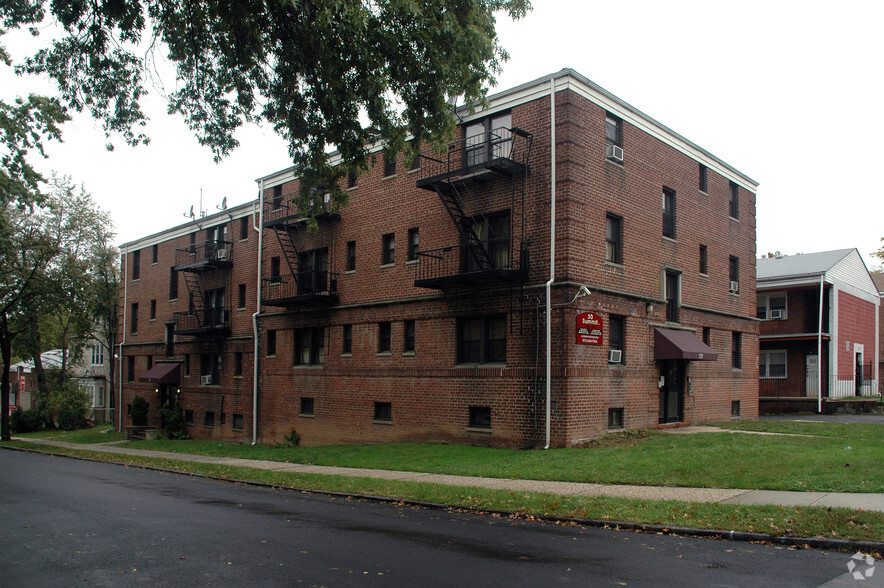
(4, 444, 883, 556)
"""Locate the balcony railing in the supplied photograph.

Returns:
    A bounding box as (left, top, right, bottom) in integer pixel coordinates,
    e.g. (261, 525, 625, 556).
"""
(175, 240, 234, 269)
(261, 270, 339, 306)
(173, 309, 230, 335)
(263, 197, 338, 227)
(416, 126, 531, 189)
(760, 372, 880, 398)
(414, 244, 528, 289)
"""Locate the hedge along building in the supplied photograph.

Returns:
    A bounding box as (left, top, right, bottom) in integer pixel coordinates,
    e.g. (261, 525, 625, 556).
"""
(118, 69, 759, 447)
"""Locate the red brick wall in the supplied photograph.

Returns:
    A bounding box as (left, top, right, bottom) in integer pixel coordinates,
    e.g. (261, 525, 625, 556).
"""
(837, 290, 877, 377)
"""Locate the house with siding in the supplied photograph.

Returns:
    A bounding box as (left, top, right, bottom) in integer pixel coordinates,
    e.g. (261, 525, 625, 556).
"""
(119, 69, 759, 447)
(873, 273, 884, 394)
(757, 249, 880, 413)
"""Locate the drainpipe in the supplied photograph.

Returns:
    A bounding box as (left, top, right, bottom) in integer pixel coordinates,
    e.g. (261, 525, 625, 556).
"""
(252, 181, 265, 444)
(817, 273, 824, 413)
(545, 74, 557, 450)
(118, 246, 128, 432)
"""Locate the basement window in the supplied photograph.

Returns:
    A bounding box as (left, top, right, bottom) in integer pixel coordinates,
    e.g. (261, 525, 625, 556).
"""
(608, 408, 624, 430)
(468, 406, 491, 429)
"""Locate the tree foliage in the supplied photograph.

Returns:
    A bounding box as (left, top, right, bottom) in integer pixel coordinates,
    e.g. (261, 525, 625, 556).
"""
(872, 238, 884, 273)
(2, 0, 530, 211)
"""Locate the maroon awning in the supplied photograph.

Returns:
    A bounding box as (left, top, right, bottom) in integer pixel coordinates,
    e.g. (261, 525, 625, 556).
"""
(139, 362, 181, 384)
(654, 328, 718, 361)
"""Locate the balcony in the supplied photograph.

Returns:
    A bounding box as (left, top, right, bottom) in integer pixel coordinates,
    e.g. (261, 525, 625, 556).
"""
(261, 270, 339, 307)
(263, 198, 339, 229)
(414, 244, 528, 290)
(416, 126, 531, 191)
(175, 240, 234, 271)
(173, 309, 230, 337)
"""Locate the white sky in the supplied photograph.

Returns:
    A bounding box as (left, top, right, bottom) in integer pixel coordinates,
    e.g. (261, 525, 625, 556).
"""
(2, 1, 882, 268)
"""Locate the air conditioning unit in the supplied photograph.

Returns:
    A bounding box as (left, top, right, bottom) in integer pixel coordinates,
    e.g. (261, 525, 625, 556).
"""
(769, 308, 784, 319)
(609, 349, 622, 363)
(200, 375, 213, 385)
(215, 248, 228, 261)
(606, 143, 624, 163)
(729, 281, 739, 293)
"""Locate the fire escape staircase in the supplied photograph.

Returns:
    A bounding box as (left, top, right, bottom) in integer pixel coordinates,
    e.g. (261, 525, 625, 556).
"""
(173, 240, 232, 337)
(432, 181, 494, 271)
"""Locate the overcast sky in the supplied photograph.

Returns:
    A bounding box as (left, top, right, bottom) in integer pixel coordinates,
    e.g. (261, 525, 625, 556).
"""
(2, 1, 882, 269)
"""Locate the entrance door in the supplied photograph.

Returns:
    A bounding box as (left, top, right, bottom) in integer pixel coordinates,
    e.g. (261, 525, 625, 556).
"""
(659, 360, 685, 424)
(805, 354, 819, 397)
(856, 352, 864, 395)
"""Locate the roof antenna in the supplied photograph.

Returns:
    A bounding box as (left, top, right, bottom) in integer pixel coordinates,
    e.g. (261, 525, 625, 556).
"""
(447, 95, 463, 123)
(183, 204, 202, 230)
(216, 196, 233, 220)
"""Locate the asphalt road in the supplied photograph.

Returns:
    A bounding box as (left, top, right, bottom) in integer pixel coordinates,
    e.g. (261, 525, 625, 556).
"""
(0, 450, 871, 587)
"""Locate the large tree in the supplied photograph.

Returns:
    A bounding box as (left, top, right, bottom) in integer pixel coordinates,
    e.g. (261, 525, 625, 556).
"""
(3, 0, 530, 212)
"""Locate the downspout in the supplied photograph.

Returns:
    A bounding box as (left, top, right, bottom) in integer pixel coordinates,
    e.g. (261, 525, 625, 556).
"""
(252, 181, 265, 444)
(118, 247, 128, 432)
(817, 273, 824, 413)
(545, 74, 557, 450)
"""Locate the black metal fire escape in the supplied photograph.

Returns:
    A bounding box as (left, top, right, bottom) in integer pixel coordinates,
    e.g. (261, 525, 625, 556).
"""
(414, 126, 533, 289)
(173, 238, 233, 337)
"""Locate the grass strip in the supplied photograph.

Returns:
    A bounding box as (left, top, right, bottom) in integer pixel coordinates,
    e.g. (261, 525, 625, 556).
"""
(5, 441, 884, 545)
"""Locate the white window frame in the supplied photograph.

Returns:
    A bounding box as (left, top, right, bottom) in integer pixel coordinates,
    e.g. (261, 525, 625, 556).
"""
(757, 293, 787, 320)
(760, 349, 787, 379)
(91, 343, 105, 366)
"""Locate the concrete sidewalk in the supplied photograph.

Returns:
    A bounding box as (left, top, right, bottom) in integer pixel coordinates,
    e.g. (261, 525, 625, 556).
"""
(11, 437, 884, 513)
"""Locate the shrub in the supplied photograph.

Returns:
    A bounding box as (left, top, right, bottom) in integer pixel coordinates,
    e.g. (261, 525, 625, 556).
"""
(160, 402, 188, 439)
(277, 429, 300, 447)
(10, 407, 43, 434)
(130, 395, 149, 427)
(51, 382, 92, 431)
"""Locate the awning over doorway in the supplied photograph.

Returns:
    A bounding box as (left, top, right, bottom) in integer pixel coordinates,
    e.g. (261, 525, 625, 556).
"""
(139, 362, 181, 384)
(654, 328, 718, 361)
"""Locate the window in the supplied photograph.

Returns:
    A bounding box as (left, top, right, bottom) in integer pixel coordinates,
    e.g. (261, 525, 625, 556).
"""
(132, 250, 140, 280)
(146, 356, 153, 371)
(127, 356, 135, 382)
(203, 288, 226, 327)
(233, 414, 244, 430)
(295, 327, 325, 366)
(757, 293, 787, 320)
(732, 332, 742, 369)
(608, 408, 624, 429)
(234, 352, 243, 377)
(271, 185, 282, 210)
(240, 216, 249, 240)
(204, 411, 215, 428)
(378, 322, 392, 354)
(382, 233, 395, 265)
(373, 401, 392, 422)
(189, 232, 196, 254)
(150, 299, 156, 320)
(729, 256, 740, 292)
(342, 324, 353, 355)
(465, 112, 512, 166)
(238, 284, 247, 309)
(169, 268, 178, 300)
(609, 315, 625, 364)
(383, 154, 396, 177)
(165, 324, 174, 358)
(605, 213, 622, 264)
(662, 188, 676, 239)
(267, 330, 277, 356)
(403, 320, 415, 353)
(731, 401, 741, 417)
(463, 211, 510, 272)
(184, 354, 190, 376)
(297, 248, 329, 294)
(699, 163, 708, 192)
(346, 241, 356, 271)
(605, 112, 622, 148)
(469, 406, 491, 429)
(91, 344, 104, 366)
(200, 353, 222, 385)
(760, 350, 787, 379)
(300, 397, 315, 416)
(729, 181, 739, 219)
(457, 315, 506, 364)
(130, 303, 139, 334)
(702, 327, 711, 346)
(665, 271, 680, 323)
(407, 228, 420, 261)
(152, 244, 158, 264)
(270, 256, 281, 282)
(699, 245, 708, 275)
(347, 171, 358, 188)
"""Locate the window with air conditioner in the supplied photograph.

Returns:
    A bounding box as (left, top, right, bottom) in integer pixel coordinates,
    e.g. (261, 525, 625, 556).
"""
(757, 293, 787, 320)
(605, 113, 623, 162)
(609, 315, 625, 364)
(609, 349, 622, 363)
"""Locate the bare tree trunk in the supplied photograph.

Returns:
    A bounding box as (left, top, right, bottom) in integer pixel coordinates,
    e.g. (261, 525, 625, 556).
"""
(1, 313, 13, 441)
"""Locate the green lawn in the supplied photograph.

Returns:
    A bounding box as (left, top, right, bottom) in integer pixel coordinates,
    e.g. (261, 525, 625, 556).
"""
(90, 420, 884, 493)
(14, 426, 125, 444)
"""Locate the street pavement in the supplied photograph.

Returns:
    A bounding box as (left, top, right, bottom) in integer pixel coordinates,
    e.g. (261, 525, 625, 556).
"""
(11, 434, 884, 514)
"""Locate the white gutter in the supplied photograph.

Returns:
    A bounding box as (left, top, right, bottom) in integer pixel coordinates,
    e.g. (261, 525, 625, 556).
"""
(545, 75, 557, 450)
(817, 273, 824, 413)
(251, 181, 265, 444)
(118, 247, 128, 432)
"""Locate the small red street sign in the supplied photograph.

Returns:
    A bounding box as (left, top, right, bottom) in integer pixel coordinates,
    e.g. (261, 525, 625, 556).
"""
(576, 312, 604, 345)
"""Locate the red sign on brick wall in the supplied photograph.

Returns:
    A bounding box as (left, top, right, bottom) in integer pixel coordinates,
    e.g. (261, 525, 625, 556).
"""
(576, 312, 604, 345)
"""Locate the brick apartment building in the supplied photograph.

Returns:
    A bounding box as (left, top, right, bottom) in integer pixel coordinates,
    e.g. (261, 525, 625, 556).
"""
(757, 249, 880, 413)
(118, 69, 759, 448)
